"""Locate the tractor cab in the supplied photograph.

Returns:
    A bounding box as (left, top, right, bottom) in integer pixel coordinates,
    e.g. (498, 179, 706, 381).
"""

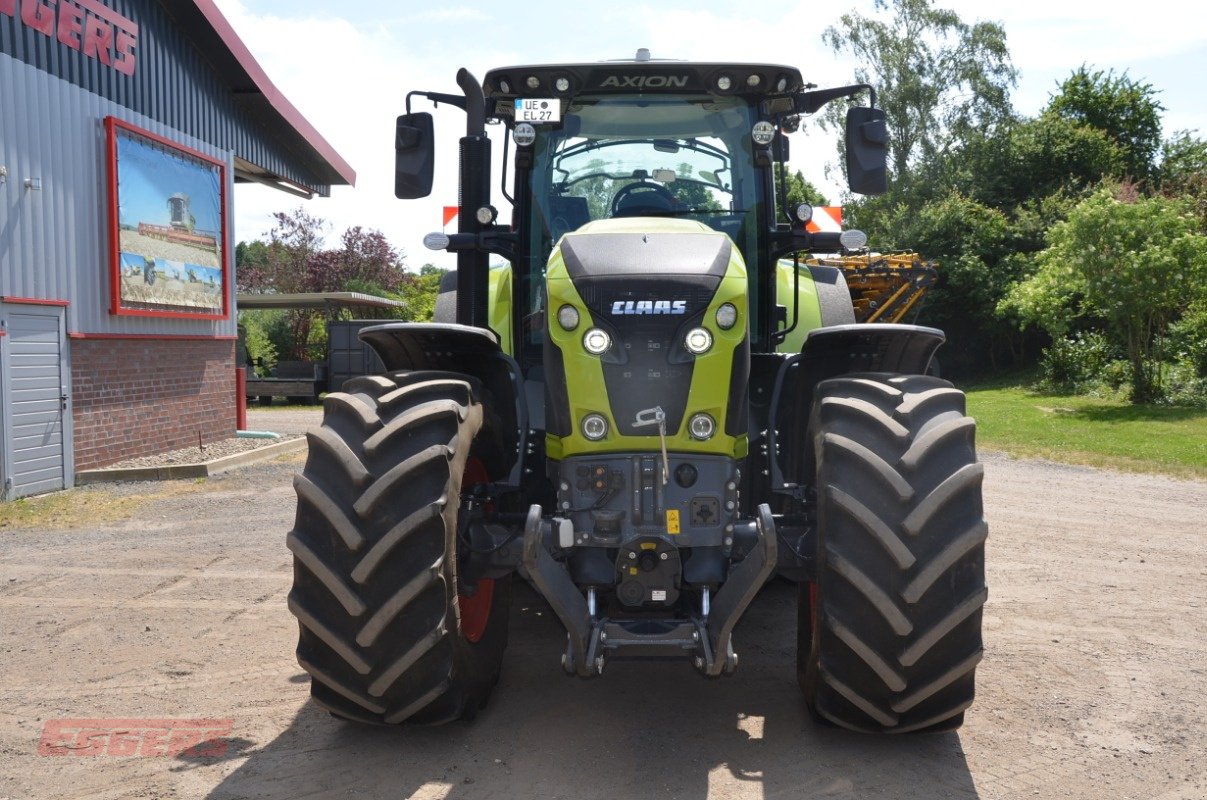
(396, 54, 887, 359)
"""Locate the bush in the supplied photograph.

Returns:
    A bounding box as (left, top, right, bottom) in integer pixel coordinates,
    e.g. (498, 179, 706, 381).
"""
(239, 310, 279, 376)
(1168, 307, 1207, 378)
(1004, 187, 1207, 402)
(1161, 361, 1207, 408)
(1038, 331, 1118, 393)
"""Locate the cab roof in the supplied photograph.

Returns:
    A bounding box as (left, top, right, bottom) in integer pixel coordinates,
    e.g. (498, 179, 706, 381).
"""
(482, 58, 806, 104)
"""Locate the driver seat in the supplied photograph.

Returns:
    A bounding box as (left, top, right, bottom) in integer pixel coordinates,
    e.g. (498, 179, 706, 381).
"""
(614, 183, 675, 216)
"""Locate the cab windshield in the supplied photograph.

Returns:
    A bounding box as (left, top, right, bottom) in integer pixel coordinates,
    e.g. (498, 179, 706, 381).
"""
(523, 94, 763, 346)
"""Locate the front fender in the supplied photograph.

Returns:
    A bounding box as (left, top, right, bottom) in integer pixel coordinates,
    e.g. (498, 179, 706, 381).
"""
(359, 323, 526, 485)
(765, 323, 945, 496)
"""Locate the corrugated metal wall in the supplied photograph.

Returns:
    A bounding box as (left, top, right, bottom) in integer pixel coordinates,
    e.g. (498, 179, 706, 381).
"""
(0, 0, 333, 195)
(0, 52, 236, 336)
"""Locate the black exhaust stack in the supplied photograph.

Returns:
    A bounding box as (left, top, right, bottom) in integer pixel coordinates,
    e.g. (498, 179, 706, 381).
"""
(456, 69, 491, 329)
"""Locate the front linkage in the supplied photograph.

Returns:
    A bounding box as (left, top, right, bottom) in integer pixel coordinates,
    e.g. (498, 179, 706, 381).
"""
(520, 502, 777, 677)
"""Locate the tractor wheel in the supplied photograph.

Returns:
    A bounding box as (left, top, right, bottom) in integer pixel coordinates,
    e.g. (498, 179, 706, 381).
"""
(287, 371, 510, 725)
(800, 373, 987, 733)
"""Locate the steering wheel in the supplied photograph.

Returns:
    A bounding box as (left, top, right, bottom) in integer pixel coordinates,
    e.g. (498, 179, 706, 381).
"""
(610, 181, 677, 217)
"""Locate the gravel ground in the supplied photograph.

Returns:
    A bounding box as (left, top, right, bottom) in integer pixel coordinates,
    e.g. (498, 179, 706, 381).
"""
(101, 434, 301, 469)
(246, 408, 322, 437)
(93, 409, 317, 470)
(1, 410, 1204, 799)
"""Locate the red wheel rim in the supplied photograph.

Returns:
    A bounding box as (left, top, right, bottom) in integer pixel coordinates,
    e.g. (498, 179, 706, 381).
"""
(459, 578, 495, 644)
(458, 458, 494, 643)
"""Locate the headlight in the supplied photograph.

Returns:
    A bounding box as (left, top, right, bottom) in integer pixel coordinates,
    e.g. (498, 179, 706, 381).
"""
(751, 121, 775, 146)
(684, 327, 713, 355)
(582, 414, 609, 440)
(715, 303, 738, 330)
(689, 413, 716, 440)
(557, 305, 580, 331)
(583, 328, 611, 355)
(513, 123, 536, 147)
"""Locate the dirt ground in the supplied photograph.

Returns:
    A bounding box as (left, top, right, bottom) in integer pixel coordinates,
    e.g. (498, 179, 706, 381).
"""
(1, 408, 1204, 800)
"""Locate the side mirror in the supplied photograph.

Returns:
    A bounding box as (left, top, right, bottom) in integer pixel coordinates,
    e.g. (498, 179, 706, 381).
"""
(845, 107, 888, 195)
(395, 112, 434, 199)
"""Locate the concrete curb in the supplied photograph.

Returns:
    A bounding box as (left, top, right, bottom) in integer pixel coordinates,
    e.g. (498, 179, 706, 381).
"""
(76, 437, 308, 485)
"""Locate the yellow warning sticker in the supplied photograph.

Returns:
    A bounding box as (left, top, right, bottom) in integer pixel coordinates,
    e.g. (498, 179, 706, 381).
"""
(666, 509, 681, 534)
(640, 542, 657, 550)
(629, 567, 638, 576)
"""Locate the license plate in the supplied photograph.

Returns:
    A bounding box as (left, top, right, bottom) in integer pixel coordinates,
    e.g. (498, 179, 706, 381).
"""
(515, 98, 560, 123)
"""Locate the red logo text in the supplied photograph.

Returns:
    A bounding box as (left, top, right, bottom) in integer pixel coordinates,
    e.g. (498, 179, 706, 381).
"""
(38, 718, 233, 757)
(2, 0, 138, 76)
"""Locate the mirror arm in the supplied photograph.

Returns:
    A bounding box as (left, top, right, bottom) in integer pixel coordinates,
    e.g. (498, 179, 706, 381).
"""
(794, 83, 877, 115)
(438, 229, 519, 261)
(405, 90, 468, 114)
(456, 68, 487, 136)
(769, 228, 846, 260)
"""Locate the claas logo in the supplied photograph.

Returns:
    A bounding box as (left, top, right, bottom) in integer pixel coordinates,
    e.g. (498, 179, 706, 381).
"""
(611, 300, 688, 315)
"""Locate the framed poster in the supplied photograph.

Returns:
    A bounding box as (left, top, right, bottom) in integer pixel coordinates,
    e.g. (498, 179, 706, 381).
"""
(105, 117, 229, 319)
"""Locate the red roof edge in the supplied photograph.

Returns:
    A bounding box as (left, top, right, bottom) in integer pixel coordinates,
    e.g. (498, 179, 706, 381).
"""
(191, 0, 357, 187)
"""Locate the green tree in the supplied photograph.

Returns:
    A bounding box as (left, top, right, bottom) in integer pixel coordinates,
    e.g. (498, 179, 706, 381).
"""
(236, 209, 412, 360)
(668, 163, 723, 212)
(1003, 188, 1207, 401)
(776, 168, 827, 216)
(859, 191, 1027, 372)
(390, 268, 445, 322)
(1161, 130, 1207, 191)
(956, 113, 1124, 211)
(1045, 66, 1163, 184)
(238, 309, 279, 374)
(822, 0, 1016, 192)
(1160, 131, 1207, 229)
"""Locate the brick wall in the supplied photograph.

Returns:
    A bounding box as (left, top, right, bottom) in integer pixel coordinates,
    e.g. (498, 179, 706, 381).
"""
(71, 338, 236, 471)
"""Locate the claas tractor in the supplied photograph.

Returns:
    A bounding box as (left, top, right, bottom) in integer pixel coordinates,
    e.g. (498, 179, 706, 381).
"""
(286, 51, 987, 734)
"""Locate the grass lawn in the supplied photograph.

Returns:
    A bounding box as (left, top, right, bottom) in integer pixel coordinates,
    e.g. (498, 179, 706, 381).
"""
(963, 378, 1207, 478)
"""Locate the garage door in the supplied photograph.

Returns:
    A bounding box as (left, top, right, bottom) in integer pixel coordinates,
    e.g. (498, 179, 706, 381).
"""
(2, 307, 69, 499)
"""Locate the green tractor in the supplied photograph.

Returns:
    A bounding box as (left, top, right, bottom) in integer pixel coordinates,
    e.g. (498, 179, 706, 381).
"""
(286, 52, 987, 733)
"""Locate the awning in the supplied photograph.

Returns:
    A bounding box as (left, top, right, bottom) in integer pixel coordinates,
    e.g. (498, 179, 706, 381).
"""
(236, 292, 407, 310)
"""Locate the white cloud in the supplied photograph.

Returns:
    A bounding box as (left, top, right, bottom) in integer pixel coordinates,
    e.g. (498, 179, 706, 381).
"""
(943, 0, 1207, 70)
(215, 0, 1207, 270)
(214, 0, 518, 269)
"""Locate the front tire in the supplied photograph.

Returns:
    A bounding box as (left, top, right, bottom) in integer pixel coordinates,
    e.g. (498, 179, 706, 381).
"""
(800, 373, 987, 733)
(287, 371, 509, 725)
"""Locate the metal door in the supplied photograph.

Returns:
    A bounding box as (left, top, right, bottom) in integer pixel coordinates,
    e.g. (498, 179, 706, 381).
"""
(2, 305, 70, 499)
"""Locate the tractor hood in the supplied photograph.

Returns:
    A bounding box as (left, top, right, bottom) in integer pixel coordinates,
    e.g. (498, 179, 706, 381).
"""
(544, 219, 750, 459)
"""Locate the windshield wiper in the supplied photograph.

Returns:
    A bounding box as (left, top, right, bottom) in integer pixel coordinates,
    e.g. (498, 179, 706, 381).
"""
(666, 208, 746, 216)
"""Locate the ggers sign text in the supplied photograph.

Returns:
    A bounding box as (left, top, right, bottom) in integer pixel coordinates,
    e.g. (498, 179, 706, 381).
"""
(2, 0, 138, 76)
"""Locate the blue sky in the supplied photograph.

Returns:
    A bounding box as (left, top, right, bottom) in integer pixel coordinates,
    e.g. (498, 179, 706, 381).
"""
(214, 0, 1207, 269)
(117, 132, 222, 233)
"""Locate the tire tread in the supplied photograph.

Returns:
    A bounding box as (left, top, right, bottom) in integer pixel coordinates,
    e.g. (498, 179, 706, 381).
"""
(802, 372, 987, 733)
(288, 371, 509, 725)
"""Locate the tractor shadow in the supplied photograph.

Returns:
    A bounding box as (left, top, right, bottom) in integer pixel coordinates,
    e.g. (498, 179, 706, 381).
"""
(205, 580, 978, 799)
